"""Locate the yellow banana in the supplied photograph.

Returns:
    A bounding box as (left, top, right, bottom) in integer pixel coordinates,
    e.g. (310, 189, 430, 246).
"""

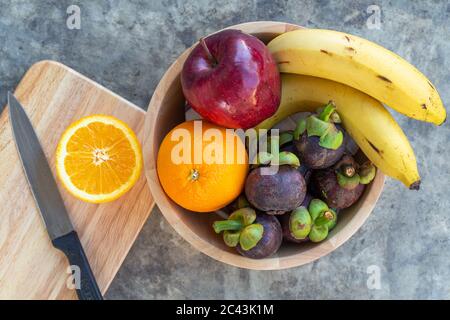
(267, 29, 446, 125)
(257, 74, 420, 189)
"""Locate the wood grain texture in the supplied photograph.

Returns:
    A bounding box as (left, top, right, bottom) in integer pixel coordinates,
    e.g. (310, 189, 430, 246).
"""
(143, 21, 385, 270)
(0, 60, 154, 299)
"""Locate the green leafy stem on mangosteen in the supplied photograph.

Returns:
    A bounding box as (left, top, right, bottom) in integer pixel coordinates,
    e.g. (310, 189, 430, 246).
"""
(308, 198, 337, 242)
(359, 161, 377, 184)
(253, 150, 300, 168)
(252, 133, 300, 168)
(278, 131, 294, 147)
(317, 101, 342, 123)
(212, 208, 264, 251)
(294, 101, 344, 150)
(236, 194, 250, 209)
(264, 132, 281, 153)
(278, 151, 300, 167)
(334, 155, 377, 190)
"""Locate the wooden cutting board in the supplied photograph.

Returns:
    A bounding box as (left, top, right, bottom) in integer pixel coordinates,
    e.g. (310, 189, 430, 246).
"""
(0, 60, 154, 299)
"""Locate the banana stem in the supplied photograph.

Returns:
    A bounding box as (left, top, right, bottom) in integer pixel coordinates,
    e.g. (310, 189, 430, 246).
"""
(409, 181, 421, 190)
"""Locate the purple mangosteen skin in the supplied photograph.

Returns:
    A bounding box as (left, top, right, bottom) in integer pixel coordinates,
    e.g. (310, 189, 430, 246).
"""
(245, 165, 307, 215)
(279, 193, 313, 244)
(295, 131, 346, 169)
(311, 169, 365, 209)
(236, 214, 282, 259)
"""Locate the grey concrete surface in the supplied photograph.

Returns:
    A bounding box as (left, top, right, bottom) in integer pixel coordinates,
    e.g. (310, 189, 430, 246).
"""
(1, 0, 449, 299)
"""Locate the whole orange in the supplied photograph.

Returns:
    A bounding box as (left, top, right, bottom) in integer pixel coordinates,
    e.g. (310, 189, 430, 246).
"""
(157, 120, 248, 212)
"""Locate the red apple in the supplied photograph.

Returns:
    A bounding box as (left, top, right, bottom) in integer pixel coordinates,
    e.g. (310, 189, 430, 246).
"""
(181, 29, 281, 129)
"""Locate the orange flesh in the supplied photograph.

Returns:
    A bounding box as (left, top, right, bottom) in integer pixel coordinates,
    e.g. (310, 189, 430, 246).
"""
(64, 122, 136, 195)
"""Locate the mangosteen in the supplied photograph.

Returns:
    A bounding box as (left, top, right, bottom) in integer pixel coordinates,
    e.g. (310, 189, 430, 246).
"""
(246, 132, 307, 214)
(308, 199, 337, 243)
(293, 101, 346, 169)
(311, 155, 376, 209)
(280, 196, 338, 243)
(213, 208, 282, 259)
(245, 164, 306, 215)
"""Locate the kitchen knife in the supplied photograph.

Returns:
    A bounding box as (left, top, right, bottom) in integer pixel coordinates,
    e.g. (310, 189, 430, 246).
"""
(8, 92, 103, 300)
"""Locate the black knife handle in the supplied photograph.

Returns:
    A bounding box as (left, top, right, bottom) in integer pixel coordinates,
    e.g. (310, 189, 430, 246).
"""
(52, 231, 103, 300)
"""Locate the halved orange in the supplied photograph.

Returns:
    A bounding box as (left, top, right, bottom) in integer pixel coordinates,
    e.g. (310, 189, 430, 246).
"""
(56, 115, 143, 203)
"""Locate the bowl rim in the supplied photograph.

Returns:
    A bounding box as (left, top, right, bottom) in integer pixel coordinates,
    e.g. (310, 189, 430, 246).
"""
(143, 21, 385, 270)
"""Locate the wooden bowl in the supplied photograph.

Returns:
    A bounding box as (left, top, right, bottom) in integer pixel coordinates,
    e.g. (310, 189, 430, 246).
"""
(143, 21, 385, 270)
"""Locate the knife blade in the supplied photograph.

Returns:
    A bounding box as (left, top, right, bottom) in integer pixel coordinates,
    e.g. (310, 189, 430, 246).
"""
(8, 92, 102, 300)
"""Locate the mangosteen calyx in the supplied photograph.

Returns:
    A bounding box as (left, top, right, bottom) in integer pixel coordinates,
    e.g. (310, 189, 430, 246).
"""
(253, 132, 301, 169)
(294, 101, 344, 150)
(293, 117, 307, 140)
(279, 131, 294, 147)
(334, 156, 376, 190)
(336, 171, 361, 190)
(239, 224, 264, 251)
(253, 151, 273, 167)
(213, 208, 264, 251)
(308, 198, 337, 243)
(236, 194, 250, 209)
(253, 151, 300, 169)
(278, 151, 300, 167)
(289, 206, 312, 240)
(223, 230, 241, 247)
(359, 161, 377, 185)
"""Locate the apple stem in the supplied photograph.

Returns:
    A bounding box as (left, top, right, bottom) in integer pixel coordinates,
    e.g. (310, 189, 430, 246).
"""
(199, 37, 217, 65)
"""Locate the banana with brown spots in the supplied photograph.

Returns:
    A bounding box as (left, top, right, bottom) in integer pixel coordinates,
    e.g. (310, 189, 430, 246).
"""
(268, 29, 446, 125)
(256, 74, 421, 189)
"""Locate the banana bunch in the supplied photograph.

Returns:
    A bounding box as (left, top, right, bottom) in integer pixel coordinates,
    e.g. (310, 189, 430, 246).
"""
(256, 29, 447, 189)
(257, 74, 420, 189)
(257, 29, 446, 189)
(267, 29, 446, 125)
